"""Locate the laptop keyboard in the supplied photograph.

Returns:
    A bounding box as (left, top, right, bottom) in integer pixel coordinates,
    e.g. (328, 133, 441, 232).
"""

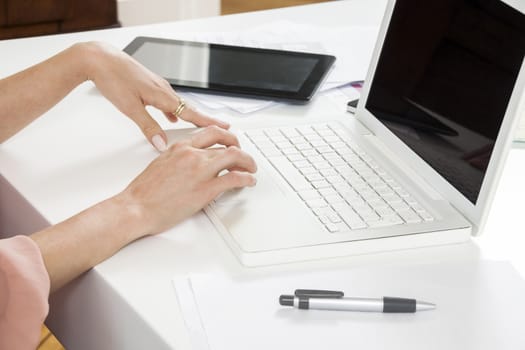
(245, 123, 434, 233)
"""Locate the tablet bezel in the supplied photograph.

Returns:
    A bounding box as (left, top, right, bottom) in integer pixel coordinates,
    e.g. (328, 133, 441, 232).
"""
(123, 36, 336, 102)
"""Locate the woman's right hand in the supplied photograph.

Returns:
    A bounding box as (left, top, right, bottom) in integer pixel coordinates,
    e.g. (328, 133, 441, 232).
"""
(117, 125, 257, 237)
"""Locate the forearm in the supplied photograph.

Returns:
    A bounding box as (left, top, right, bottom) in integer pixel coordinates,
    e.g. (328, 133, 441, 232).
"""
(0, 43, 95, 143)
(30, 193, 146, 293)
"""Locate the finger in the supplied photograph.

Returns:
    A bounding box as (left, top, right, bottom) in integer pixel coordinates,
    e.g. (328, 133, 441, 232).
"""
(191, 126, 240, 149)
(147, 83, 230, 129)
(163, 111, 178, 123)
(178, 105, 230, 130)
(209, 171, 257, 197)
(208, 146, 257, 175)
(129, 106, 167, 152)
(205, 148, 256, 173)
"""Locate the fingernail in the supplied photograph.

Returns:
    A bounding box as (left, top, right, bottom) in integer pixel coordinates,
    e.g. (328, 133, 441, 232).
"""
(152, 134, 167, 152)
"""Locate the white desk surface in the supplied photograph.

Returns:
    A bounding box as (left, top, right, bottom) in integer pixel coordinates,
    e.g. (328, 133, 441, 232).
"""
(1, 1, 525, 349)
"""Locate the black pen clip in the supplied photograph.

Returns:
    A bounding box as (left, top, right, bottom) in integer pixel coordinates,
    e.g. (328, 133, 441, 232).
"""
(279, 290, 345, 308)
(294, 289, 344, 299)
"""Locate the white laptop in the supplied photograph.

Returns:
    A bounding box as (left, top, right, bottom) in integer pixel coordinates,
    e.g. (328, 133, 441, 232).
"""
(201, 0, 525, 266)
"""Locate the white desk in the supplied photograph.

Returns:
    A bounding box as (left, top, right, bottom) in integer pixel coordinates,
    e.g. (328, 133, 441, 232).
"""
(1, 1, 524, 349)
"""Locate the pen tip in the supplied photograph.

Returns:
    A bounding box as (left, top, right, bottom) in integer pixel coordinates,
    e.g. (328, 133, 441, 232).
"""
(416, 301, 436, 311)
(279, 295, 294, 307)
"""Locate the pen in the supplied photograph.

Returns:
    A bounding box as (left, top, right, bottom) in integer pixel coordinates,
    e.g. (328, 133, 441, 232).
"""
(279, 289, 435, 313)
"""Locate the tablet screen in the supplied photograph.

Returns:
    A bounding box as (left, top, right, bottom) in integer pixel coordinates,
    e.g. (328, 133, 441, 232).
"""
(124, 37, 336, 101)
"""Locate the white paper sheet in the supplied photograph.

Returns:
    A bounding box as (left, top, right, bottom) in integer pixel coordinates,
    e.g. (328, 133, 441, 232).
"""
(174, 260, 525, 350)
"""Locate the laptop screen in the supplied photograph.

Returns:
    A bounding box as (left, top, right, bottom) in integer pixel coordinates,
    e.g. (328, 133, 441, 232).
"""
(365, 0, 525, 204)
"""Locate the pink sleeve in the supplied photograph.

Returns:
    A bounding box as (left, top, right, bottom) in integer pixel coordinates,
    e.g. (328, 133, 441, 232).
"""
(0, 235, 50, 350)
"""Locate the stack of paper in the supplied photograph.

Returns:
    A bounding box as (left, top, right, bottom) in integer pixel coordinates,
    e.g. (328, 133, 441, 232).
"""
(174, 260, 525, 350)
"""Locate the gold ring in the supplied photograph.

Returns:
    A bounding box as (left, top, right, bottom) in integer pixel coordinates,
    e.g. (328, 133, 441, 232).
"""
(173, 98, 186, 118)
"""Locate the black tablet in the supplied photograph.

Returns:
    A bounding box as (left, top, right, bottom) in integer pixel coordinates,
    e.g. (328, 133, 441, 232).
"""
(123, 36, 336, 102)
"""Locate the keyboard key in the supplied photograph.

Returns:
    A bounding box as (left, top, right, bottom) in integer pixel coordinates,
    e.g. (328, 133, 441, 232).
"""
(283, 148, 301, 156)
(395, 188, 410, 198)
(383, 193, 403, 204)
(411, 203, 425, 212)
(322, 168, 339, 177)
(327, 212, 342, 223)
(324, 135, 340, 143)
(376, 186, 394, 196)
(325, 221, 351, 233)
(397, 209, 421, 223)
(319, 187, 337, 197)
(325, 194, 344, 205)
(289, 136, 307, 145)
(419, 210, 434, 221)
(303, 133, 321, 142)
(317, 129, 336, 138)
(332, 203, 367, 229)
(298, 189, 321, 201)
(275, 141, 293, 149)
(325, 222, 340, 233)
(326, 175, 345, 184)
(347, 196, 365, 206)
(270, 135, 287, 144)
(287, 153, 304, 162)
(281, 127, 300, 138)
(306, 198, 328, 208)
(368, 214, 404, 228)
(308, 155, 325, 164)
(391, 201, 409, 211)
(302, 149, 318, 157)
(317, 146, 333, 154)
(294, 160, 311, 168)
(354, 204, 374, 216)
(318, 215, 331, 225)
(306, 173, 324, 182)
(269, 156, 312, 191)
(300, 166, 318, 175)
(296, 143, 313, 151)
(312, 180, 331, 189)
(404, 196, 418, 206)
(310, 140, 327, 148)
(328, 158, 346, 167)
(331, 141, 347, 150)
(362, 212, 381, 223)
(375, 206, 395, 217)
(296, 125, 316, 135)
(313, 161, 331, 170)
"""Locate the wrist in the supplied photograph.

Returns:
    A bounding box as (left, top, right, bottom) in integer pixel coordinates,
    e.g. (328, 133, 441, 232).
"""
(108, 191, 153, 240)
(69, 41, 105, 83)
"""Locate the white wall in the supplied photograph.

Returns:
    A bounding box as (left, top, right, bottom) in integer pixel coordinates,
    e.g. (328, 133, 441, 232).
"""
(117, 0, 221, 26)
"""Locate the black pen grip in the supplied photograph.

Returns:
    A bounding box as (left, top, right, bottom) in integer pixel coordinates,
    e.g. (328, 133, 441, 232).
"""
(383, 297, 416, 313)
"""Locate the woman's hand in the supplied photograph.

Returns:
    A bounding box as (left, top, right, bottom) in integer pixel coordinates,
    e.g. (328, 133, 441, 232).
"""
(117, 126, 257, 235)
(81, 42, 228, 152)
(32, 126, 256, 291)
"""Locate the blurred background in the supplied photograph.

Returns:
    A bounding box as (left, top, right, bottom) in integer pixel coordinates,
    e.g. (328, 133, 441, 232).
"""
(0, 0, 332, 40)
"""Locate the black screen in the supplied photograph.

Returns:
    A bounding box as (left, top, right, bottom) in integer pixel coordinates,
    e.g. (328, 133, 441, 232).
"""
(133, 41, 318, 93)
(366, 0, 525, 204)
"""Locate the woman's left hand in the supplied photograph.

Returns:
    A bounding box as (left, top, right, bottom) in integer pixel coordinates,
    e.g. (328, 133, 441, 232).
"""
(81, 42, 229, 152)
